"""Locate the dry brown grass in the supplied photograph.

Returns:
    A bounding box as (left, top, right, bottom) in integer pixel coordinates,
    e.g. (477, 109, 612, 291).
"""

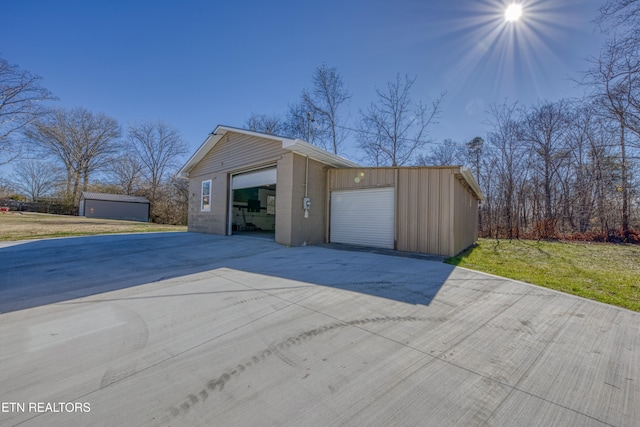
(0, 212, 186, 241)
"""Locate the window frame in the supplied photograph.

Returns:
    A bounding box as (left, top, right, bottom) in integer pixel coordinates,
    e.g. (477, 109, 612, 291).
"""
(201, 179, 212, 212)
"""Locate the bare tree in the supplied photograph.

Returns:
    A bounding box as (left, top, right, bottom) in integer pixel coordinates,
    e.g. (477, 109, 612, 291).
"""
(301, 64, 351, 154)
(0, 57, 56, 164)
(244, 113, 284, 135)
(356, 119, 387, 166)
(24, 107, 121, 205)
(415, 139, 465, 166)
(151, 175, 189, 225)
(10, 160, 62, 201)
(108, 150, 143, 195)
(486, 102, 529, 239)
(467, 136, 485, 231)
(596, 0, 640, 43)
(358, 74, 444, 166)
(283, 102, 325, 144)
(0, 177, 12, 199)
(520, 100, 571, 226)
(128, 121, 188, 204)
(584, 37, 640, 237)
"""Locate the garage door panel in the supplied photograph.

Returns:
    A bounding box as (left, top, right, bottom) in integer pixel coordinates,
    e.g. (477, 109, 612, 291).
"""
(330, 188, 394, 249)
(232, 167, 277, 190)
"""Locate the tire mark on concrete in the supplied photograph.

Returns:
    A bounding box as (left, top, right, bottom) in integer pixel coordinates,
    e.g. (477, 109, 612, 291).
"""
(100, 304, 149, 388)
(165, 315, 424, 419)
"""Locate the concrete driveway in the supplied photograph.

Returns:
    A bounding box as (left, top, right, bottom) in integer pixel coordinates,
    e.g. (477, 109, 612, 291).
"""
(0, 233, 638, 426)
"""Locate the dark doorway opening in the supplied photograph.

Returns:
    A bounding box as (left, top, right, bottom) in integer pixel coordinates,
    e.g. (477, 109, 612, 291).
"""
(231, 185, 276, 238)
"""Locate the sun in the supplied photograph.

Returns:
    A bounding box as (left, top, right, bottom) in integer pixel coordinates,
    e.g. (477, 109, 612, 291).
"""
(505, 3, 523, 22)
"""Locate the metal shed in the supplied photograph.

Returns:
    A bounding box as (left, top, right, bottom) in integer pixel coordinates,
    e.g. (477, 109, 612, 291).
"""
(79, 192, 150, 222)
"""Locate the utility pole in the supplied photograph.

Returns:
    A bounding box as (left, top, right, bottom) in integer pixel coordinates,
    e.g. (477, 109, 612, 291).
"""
(306, 111, 314, 142)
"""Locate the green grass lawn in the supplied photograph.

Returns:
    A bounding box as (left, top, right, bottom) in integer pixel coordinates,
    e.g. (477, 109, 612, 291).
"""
(446, 238, 640, 312)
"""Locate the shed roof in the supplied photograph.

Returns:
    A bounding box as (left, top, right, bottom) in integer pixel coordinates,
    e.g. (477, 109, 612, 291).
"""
(177, 125, 359, 178)
(80, 192, 150, 204)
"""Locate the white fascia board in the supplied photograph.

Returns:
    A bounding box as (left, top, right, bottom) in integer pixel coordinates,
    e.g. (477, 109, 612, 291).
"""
(177, 125, 359, 178)
(215, 125, 289, 144)
(177, 125, 295, 178)
(283, 139, 360, 168)
(177, 132, 224, 178)
(460, 167, 485, 201)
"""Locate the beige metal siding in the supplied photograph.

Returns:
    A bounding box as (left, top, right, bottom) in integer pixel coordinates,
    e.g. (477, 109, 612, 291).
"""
(190, 132, 287, 177)
(452, 175, 479, 255)
(395, 168, 455, 256)
(330, 166, 474, 256)
(329, 168, 395, 190)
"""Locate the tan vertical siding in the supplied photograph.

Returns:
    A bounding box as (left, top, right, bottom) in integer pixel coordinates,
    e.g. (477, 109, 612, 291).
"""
(395, 168, 459, 256)
(329, 168, 395, 190)
(452, 174, 479, 255)
(330, 166, 478, 257)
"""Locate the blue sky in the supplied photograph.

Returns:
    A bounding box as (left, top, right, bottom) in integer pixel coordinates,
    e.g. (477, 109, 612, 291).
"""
(2, 0, 605, 164)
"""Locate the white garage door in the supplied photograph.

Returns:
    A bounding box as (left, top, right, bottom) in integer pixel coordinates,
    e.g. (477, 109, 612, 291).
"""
(330, 187, 395, 249)
(232, 167, 277, 190)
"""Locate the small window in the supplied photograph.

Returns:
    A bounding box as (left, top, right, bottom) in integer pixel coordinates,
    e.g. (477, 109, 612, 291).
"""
(201, 180, 211, 211)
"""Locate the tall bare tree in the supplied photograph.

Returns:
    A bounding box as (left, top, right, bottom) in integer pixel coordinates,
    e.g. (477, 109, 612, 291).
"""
(108, 150, 143, 195)
(0, 57, 56, 164)
(520, 100, 571, 225)
(302, 64, 351, 154)
(10, 160, 62, 201)
(486, 102, 529, 239)
(24, 107, 121, 205)
(584, 37, 640, 237)
(128, 121, 188, 204)
(358, 74, 443, 166)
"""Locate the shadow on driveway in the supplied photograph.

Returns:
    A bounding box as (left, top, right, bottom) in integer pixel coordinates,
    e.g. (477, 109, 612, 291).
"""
(0, 232, 455, 313)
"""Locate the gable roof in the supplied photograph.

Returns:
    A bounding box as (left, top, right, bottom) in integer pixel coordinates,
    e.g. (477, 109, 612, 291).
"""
(80, 192, 150, 204)
(177, 125, 359, 178)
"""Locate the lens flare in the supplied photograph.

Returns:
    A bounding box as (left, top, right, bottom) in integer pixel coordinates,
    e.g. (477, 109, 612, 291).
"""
(505, 4, 523, 22)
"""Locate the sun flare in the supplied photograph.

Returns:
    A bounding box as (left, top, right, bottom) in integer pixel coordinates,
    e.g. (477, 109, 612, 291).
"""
(505, 4, 522, 22)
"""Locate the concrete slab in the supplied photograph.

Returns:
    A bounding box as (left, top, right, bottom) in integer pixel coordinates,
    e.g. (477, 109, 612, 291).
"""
(0, 233, 638, 426)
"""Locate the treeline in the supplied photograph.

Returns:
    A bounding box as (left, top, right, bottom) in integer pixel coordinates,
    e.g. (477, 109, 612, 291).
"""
(243, 1, 640, 242)
(476, 101, 638, 241)
(477, 0, 640, 241)
(0, 58, 189, 224)
(3, 0, 638, 236)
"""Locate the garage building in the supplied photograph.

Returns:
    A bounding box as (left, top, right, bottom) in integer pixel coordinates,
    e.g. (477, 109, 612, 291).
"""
(178, 125, 483, 257)
(79, 192, 150, 222)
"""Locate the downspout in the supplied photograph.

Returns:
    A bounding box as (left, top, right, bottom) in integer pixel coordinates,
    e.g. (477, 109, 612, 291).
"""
(304, 155, 309, 219)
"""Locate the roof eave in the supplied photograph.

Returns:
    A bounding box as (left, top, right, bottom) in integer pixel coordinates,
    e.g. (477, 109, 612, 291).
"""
(177, 125, 359, 178)
(459, 167, 485, 201)
(282, 139, 360, 168)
